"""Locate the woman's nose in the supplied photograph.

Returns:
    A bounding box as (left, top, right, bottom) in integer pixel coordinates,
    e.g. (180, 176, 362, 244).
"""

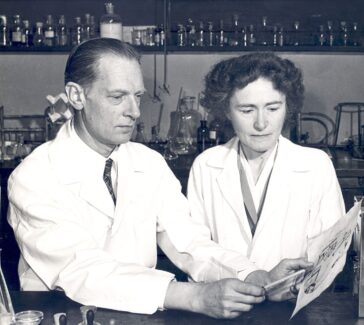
(253, 112, 268, 131)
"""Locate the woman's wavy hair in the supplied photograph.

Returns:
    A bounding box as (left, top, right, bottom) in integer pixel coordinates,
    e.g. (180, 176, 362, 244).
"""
(201, 52, 304, 128)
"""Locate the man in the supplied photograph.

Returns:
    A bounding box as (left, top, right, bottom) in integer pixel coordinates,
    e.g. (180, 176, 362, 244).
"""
(7, 38, 308, 318)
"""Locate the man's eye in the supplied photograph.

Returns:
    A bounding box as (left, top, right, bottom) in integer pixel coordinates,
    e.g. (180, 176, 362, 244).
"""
(109, 95, 125, 103)
(267, 106, 279, 111)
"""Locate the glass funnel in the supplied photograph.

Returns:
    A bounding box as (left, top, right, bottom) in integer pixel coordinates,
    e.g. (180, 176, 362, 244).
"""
(0, 249, 15, 324)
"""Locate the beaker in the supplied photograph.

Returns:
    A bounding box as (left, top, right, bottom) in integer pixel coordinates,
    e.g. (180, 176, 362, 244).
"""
(0, 249, 15, 324)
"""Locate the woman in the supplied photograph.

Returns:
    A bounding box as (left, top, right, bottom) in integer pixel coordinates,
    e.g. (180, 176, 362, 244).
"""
(187, 52, 345, 286)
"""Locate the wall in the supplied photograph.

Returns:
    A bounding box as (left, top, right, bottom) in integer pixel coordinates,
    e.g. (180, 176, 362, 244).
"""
(0, 52, 363, 144)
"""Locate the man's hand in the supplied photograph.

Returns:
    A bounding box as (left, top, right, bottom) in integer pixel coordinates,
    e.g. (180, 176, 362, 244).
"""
(164, 279, 265, 319)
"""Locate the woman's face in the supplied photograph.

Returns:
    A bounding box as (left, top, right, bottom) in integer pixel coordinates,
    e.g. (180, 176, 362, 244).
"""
(227, 77, 286, 159)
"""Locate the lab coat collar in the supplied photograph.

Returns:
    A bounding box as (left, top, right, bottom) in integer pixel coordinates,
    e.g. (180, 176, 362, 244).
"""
(209, 135, 310, 246)
(47, 119, 146, 218)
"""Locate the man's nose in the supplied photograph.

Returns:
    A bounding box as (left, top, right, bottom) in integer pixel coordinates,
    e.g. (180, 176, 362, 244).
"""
(253, 111, 268, 131)
(125, 96, 140, 119)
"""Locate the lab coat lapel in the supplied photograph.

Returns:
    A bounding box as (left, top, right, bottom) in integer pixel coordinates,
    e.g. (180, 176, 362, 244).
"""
(253, 137, 297, 241)
(48, 120, 115, 218)
(214, 139, 253, 243)
(110, 143, 146, 234)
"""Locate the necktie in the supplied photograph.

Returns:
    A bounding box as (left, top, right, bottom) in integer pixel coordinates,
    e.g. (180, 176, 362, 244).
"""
(103, 158, 116, 205)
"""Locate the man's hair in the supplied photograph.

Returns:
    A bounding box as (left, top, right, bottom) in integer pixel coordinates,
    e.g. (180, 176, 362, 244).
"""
(64, 38, 141, 87)
(201, 52, 304, 125)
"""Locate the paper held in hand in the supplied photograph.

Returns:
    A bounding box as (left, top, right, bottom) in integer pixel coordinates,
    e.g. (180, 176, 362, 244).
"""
(290, 200, 362, 318)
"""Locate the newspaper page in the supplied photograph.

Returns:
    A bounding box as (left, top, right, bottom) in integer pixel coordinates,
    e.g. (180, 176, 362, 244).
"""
(291, 201, 362, 318)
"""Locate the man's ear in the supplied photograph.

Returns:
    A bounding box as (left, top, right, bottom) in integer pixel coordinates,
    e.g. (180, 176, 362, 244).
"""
(65, 82, 86, 111)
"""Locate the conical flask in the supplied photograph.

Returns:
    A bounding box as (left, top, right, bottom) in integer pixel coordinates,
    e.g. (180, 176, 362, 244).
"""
(0, 249, 15, 324)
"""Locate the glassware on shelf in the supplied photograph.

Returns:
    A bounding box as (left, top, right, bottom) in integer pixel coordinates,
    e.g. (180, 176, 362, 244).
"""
(100, 2, 122, 40)
(196, 21, 204, 46)
(21, 20, 32, 47)
(259, 16, 269, 46)
(56, 15, 68, 47)
(71, 17, 83, 46)
(352, 22, 361, 46)
(177, 24, 186, 46)
(11, 15, 22, 47)
(0, 249, 15, 324)
(44, 14, 56, 47)
(0, 15, 10, 46)
(247, 24, 256, 46)
(316, 24, 326, 46)
(229, 14, 239, 46)
(218, 19, 225, 46)
(207, 21, 214, 46)
(33, 22, 44, 47)
(327, 21, 335, 46)
(339, 21, 349, 46)
(292, 20, 300, 46)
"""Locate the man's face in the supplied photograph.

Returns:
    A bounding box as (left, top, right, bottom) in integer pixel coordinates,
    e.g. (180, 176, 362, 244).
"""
(77, 54, 145, 155)
(228, 77, 286, 159)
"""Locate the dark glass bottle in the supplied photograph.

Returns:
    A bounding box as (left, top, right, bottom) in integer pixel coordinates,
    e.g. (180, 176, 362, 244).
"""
(44, 14, 56, 47)
(33, 22, 44, 47)
(197, 120, 210, 153)
(56, 15, 68, 47)
(11, 15, 22, 47)
(21, 20, 32, 47)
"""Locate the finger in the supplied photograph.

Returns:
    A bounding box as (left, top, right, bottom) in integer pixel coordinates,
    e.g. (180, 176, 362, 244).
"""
(230, 292, 265, 305)
(283, 258, 314, 270)
(233, 281, 266, 297)
(223, 301, 255, 313)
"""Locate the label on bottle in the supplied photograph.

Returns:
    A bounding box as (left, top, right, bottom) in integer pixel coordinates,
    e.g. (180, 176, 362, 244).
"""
(100, 23, 123, 40)
(12, 31, 22, 42)
(209, 130, 216, 139)
(45, 30, 55, 38)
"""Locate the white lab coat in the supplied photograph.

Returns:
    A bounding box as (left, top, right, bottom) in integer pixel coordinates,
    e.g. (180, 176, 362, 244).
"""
(7, 120, 257, 314)
(188, 136, 346, 273)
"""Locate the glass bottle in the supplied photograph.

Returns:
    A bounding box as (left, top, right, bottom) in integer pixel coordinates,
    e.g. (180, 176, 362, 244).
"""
(259, 16, 269, 45)
(0, 249, 15, 324)
(207, 21, 214, 46)
(154, 24, 162, 46)
(44, 14, 55, 47)
(292, 20, 300, 46)
(218, 19, 225, 46)
(71, 17, 83, 46)
(177, 24, 186, 46)
(339, 21, 349, 46)
(327, 21, 335, 46)
(21, 20, 32, 47)
(248, 24, 256, 46)
(182, 96, 201, 148)
(171, 108, 194, 155)
(316, 25, 325, 46)
(278, 26, 284, 46)
(134, 122, 147, 143)
(90, 15, 98, 38)
(0, 15, 10, 46)
(209, 118, 224, 146)
(33, 22, 44, 47)
(100, 2, 122, 40)
(272, 25, 278, 46)
(352, 22, 361, 46)
(196, 21, 204, 47)
(230, 14, 239, 46)
(159, 24, 165, 46)
(83, 13, 92, 41)
(15, 134, 29, 160)
(197, 120, 210, 153)
(11, 14, 22, 47)
(187, 18, 196, 47)
(56, 15, 68, 47)
(241, 26, 248, 47)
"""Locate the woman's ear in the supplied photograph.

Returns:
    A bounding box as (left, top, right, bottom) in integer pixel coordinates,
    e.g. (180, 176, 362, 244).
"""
(65, 82, 86, 111)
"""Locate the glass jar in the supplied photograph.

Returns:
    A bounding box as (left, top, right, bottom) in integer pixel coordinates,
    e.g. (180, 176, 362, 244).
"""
(100, 2, 122, 40)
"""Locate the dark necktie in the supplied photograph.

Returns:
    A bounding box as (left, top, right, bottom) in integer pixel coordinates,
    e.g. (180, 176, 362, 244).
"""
(103, 158, 116, 205)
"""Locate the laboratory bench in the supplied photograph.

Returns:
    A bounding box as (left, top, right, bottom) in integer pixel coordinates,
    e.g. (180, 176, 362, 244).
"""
(8, 290, 363, 325)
